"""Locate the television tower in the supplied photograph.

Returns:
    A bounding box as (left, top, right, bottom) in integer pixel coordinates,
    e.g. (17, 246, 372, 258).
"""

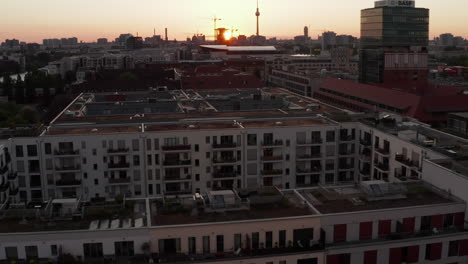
(255, 0, 260, 36)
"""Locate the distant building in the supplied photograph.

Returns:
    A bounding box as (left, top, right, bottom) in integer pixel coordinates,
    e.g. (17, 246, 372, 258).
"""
(126, 37, 144, 50)
(304, 26, 309, 38)
(335, 35, 356, 46)
(115, 33, 133, 46)
(97, 38, 108, 45)
(439, 33, 455, 46)
(321, 31, 336, 51)
(3, 39, 20, 48)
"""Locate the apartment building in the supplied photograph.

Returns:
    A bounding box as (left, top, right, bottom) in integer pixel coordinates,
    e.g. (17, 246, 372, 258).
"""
(1, 88, 468, 263)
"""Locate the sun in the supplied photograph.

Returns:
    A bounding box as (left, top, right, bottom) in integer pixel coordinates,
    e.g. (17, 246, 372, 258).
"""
(223, 30, 232, 40)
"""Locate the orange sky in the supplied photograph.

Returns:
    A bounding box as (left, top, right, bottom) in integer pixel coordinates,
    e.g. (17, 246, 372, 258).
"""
(1, 0, 467, 43)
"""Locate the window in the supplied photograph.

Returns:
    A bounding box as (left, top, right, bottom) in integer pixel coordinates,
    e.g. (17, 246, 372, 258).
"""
(83, 157, 87, 164)
(93, 164, 98, 170)
(92, 149, 97, 155)
(44, 143, 52, 155)
(265, 231, 273, 248)
(133, 155, 140, 166)
(146, 139, 152, 150)
(196, 174, 200, 181)
(94, 179, 98, 185)
(252, 232, 259, 249)
(216, 235, 224, 253)
(234, 234, 242, 250)
(203, 236, 210, 254)
(15, 145, 23, 157)
(195, 144, 199, 152)
(132, 139, 139, 151)
(247, 134, 257, 146)
(5, 247, 18, 260)
(114, 241, 134, 257)
(359, 222, 373, 240)
(84, 243, 103, 258)
(279, 230, 286, 247)
(425, 243, 442, 260)
(25, 246, 38, 259)
(448, 240, 459, 257)
(334, 224, 347, 243)
(364, 250, 377, 264)
(206, 136, 210, 144)
(188, 237, 196, 254)
(326, 131, 335, 142)
(27, 145, 37, 157)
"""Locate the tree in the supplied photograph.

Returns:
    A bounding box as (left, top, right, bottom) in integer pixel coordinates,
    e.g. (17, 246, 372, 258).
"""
(1, 73, 13, 100)
(43, 86, 51, 106)
(14, 75, 25, 104)
(24, 73, 36, 103)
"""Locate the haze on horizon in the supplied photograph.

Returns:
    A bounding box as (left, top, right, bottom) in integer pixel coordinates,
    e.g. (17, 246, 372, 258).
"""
(2, 0, 467, 43)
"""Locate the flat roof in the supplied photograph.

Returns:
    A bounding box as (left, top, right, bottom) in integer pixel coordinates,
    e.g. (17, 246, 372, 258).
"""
(200, 45, 277, 52)
(299, 182, 457, 214)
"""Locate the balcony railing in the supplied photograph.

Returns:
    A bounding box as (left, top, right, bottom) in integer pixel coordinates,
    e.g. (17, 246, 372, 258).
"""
(376, 163, 389, 171)
(212, 143, 239, 149)
(261, 156, 283, 161)
(360, 138, 372, 146)
(261, 140, 284, 147)
(108, 162, 130, 169)
(164, 175, 192, 181)
(339, 149, 355, 155)
(213, 172, 238, 178)
(108, 178, 131, 184)
(155, 243, 324, 263)
(55, 179, 82, 186)
(360, 169, 371, 176)
(163, 160, 192, 166)
(375, 147, 390, 156)
(297, 139, 323, 145)
(213, 158, 238, 164)
(261, 169, 283, 176)
(339, 164, 354, 170)
(340, 135, 355, 141)
(162, 145, 191, 151)
(107, 148, 129, 153)
(54, 149, 80, 156)
(297, 167, 322, 174)
(55, 165, 81, 171)
(164, 189, 192, 196)
(395, 154, 420, 169)
(297, 153, 322, 160)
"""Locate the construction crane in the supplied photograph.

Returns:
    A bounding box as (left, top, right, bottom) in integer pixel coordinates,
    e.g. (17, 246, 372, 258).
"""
(212, 16, 222, 41)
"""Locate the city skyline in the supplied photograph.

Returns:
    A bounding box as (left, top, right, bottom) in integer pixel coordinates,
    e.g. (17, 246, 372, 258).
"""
(1, 0, 468, 43)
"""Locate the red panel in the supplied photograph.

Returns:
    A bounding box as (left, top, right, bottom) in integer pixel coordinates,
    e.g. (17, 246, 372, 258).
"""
(327, 255, 340, 264)
(454, 212, 465, 227)
(429, 243, 442, 260)
(389, 248, 402, 264)
(359, 222, 373, 241)
(334, 224, 347, 243)
(403, 217, 415, 233)
(364, 250, 377, 264)
(407, 245, 419, 263)
(459, 239, 468, 256)
(431, 215, 443, 229)
(378, 220, 391, 238)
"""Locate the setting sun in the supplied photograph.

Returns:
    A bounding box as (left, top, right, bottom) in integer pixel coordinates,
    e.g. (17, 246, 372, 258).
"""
(223, 30, 232, 40)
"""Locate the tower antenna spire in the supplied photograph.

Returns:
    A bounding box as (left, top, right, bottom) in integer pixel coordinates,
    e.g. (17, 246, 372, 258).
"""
(255, 0, 261, 36)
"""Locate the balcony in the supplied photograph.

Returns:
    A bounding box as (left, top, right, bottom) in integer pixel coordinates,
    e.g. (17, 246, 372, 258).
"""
(395, 154, 420, 170)
(339, 164, 354, 170)
(107, 148, 129, 154)
(163, 160, 192, 166)
(54, 149, 80, 156)
(339, 149, 355, 156)
(297, 153, 322, 160)
(108, 162, 130, 169)
(55, 179, 82, 186)
(340, 135, 355, 142)
(108, 178, 131, 184)
(55, 165, 81, 171)
(261, 169, 283, 176)
(7, 172, 17, 180)
(297, 139, 322, 146)
(213, 172, 238, 179)
(164, 175, 192, 181)
(212, 143, 239, 149)
(261, 140, 284, 147)
(155, 243, 324, 264)
(375, 163, 389, 171)
(162, 145, 191, 152)
(297, 167, 321, 174)
(261, 156, 283, 162)
(375, 147, 390, 156)
(213, 158, 238, 164)
(360, 138, 372, 146)
(164, 189, 192, 196)
(360, 169, 371, 176)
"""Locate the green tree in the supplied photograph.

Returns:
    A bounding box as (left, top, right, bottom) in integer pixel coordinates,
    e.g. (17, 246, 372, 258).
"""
(14, 75, 25, 104)
(24, 73, 36, 103)
(1, 73, 13, 100)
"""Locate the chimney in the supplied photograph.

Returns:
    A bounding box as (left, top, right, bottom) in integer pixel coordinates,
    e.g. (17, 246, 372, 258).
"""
(165, 28, 168, 41)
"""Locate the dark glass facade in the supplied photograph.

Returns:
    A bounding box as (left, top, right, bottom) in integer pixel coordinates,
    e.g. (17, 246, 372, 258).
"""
(359, 6, 429, 83)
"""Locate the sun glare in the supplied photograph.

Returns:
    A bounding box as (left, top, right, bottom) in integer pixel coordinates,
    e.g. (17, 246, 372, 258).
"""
(223, 30, 232, 40)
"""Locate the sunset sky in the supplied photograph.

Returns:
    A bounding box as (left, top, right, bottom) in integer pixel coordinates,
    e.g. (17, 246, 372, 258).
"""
(1, 0, 467, 43)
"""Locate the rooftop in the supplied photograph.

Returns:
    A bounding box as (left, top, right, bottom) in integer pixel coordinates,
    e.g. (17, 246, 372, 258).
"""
(300, 182, 458, 214)
(151, 188, 314, 226)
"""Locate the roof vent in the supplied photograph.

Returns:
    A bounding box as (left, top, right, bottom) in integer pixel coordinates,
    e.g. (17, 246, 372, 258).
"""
(275, 121, 283, 126)
(91, 128, 98, 132)
(188, 125, 197, 129)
